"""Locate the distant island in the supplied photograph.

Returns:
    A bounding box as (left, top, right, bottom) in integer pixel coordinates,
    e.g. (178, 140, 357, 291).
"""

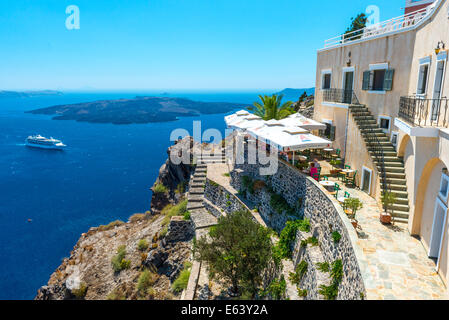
(0, 90, 63, 98)
(275, 88, 315, 100)
(27, 96, 250, 124)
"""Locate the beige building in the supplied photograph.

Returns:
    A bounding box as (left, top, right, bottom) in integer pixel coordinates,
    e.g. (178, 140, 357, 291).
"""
(314, 0, 449, 290)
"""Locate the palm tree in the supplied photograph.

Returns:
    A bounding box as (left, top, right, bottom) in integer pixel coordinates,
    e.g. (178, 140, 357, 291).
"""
(249, 94, 294, 120)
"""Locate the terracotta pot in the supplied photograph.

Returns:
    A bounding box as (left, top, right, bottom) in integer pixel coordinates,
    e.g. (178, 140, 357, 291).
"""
(380, 212, 392, 224)
(351, 221, 358, 229)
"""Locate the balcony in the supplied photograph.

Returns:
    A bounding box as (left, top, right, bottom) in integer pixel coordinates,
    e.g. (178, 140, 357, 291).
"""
(398, 96, 449, 128)
(322, 88, 359, 105)
(323, 6, 435, 49)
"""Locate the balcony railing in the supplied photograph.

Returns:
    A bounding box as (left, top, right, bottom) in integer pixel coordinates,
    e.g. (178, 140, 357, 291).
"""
(323, 6, 434, 49)
(399, 96, 449, 128)
(322, 88, 359, 105)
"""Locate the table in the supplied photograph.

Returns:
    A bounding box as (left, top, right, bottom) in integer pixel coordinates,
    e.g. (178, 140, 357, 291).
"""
(342, 169, 355, 174)
(319, 180, 336, 191)
(323, 148, 333, 160)
(294, 155, 308, 162)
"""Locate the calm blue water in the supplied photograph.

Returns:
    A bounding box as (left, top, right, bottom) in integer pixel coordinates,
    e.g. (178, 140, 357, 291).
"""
(0, 91, 265, 300)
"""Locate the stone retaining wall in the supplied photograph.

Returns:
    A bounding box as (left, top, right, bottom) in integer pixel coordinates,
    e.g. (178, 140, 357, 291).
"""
(231, 159, 367, 300)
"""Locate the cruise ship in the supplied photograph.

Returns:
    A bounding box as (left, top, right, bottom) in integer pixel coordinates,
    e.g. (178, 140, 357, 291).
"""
(26, 135, 66, 150)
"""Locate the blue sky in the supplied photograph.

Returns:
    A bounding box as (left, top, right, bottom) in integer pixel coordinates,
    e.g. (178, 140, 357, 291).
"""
(0, 0, 404, 91)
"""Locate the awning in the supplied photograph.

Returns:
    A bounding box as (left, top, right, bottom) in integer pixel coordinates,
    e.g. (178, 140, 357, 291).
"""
(225, 110, 263, 130)
(247, 125, 331, 152)
(279, 114, 327, 131)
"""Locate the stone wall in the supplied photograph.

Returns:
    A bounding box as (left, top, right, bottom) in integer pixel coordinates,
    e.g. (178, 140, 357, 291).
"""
(231, 159, 367, 300)
(165, 216, 194, 243)
(204, 180, 252, 216)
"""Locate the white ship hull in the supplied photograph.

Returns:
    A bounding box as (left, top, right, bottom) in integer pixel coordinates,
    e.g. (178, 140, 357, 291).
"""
(26, 141, 66, 150)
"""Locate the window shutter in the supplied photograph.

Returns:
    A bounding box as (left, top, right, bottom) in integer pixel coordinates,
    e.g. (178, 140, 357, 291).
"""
(362, 71, 370, 90)
(330, 126, 336, 141)
(383, 69, 395, 91)
(417, 66, 424, 94)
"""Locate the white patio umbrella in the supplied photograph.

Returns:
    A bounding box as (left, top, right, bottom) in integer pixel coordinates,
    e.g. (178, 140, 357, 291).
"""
(225, 110, 263, 130)
(279, 113, 327, 131)
(247, 125, 331, 152)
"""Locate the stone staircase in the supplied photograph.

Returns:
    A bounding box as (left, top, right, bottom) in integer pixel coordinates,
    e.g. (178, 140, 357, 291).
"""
(349, 104, 410, 224)
(196, 147, 226, 164)
(187, 163, 218, 229)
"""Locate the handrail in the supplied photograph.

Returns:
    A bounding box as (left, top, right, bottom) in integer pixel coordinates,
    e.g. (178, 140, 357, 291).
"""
(322, 88, 359, 105)
(350, 103, 391, 200)
(399, 96, 449, 128)
(323, 6, 434, 49)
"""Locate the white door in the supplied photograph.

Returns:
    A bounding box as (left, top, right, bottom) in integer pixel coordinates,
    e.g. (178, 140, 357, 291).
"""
(431, 60, 445, 122)
(429, 198, 448, 262)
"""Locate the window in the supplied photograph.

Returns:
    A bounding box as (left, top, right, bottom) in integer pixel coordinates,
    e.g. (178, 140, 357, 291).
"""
(417, 63, 430, 95)
(362, 65, 394, 92)
(378, 116, 391, 133)
(439, 173, 449, 203)
(361, 167, 373, 194)
(391, 132, 399, 149)
(321, 70, 332, 90)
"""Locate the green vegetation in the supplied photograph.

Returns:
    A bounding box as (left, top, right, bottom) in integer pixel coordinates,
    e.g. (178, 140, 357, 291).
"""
(172, 262, 193, 293)
(289, 261, 308, 285)
(270, 193, 293, 215)
(249, 94, 295, 121)
(71, 282, 88, 299)
(161, 199, 188, 226)
(153, 183, 168, 194)
(137, 269, 157, 296)
(137, 239, 149, 252)
(381, 191, 397, 215)
(175, 181, 187, 195)
(106, 288, 126, 300)
(183, 211, 191, 221)
(316, 262, 330, 273)
(98, 220, 125, 232)
(223, 173, 230, 177)
(111, 245, 131, 272)
(343, 13, 367, 41)
(263, 275, 287, 300)
(344, 198, 363, 216)
(298, 289, 308, 297)
(301, 236, 318, 248)
(276, 219, 311, 259)
(319, 259, 343, 300)
(194, 210, 275, 298)
(241, 176, 254, 194)
(332, 231, 342, 244)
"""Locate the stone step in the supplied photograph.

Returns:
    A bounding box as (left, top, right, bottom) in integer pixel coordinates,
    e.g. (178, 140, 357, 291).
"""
(385, 184, 408, 192)
(391, 204, 410, 213)
(190, 208, 218, 229)
(385, 172, 406, 179)
(187, 202, 205, 211)
(189, 188, 205, 195)
(395, 197, 410, 206)
(377, 161, 404, 168)
(194, 172, 207, 178)
(187, 195, 204, 203)
(382, 166, 405, 173)
(389, 190, 409, 198)
(190, 182, 205, 188)
(385, 178, 407, 185)
(392, 216, 409, 224)
(370, 151, 398, 157)
(369, 146, 396, 152)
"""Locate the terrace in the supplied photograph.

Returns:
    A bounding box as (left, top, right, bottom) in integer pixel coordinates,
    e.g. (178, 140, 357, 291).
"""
(322, 6, 436, 50)
(398, 96, 449, 128)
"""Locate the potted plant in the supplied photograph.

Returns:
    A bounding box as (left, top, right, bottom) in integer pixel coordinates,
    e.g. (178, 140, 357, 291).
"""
(330, 159, 342, 175)
(380, 191, 396, 224)
(344, 198, 363, 229)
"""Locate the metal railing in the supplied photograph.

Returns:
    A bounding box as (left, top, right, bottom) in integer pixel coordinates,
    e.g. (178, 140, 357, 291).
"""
(322, 88, 359, 105)
(351, 105, 391, 196)
(324, 6, 434, 49)
(399, 96, 449, 128)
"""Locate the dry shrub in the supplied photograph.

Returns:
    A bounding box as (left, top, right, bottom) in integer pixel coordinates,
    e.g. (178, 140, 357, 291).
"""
(253, 180, 266, 192)
(98, 220, 125, 232)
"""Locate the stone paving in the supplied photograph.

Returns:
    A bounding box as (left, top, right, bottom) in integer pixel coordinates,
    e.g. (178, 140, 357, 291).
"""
(323, 172, 448, 300)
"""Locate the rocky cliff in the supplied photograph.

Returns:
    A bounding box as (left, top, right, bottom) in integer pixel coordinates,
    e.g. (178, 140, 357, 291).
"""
(35, 137, 198, 300)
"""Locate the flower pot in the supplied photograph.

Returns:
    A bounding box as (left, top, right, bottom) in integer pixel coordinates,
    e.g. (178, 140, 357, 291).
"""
(351, 220, 358, 229)
(380, 212, 392, 224)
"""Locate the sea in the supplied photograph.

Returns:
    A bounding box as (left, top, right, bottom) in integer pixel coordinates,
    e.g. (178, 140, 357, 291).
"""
(0, 90, 275, 300)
